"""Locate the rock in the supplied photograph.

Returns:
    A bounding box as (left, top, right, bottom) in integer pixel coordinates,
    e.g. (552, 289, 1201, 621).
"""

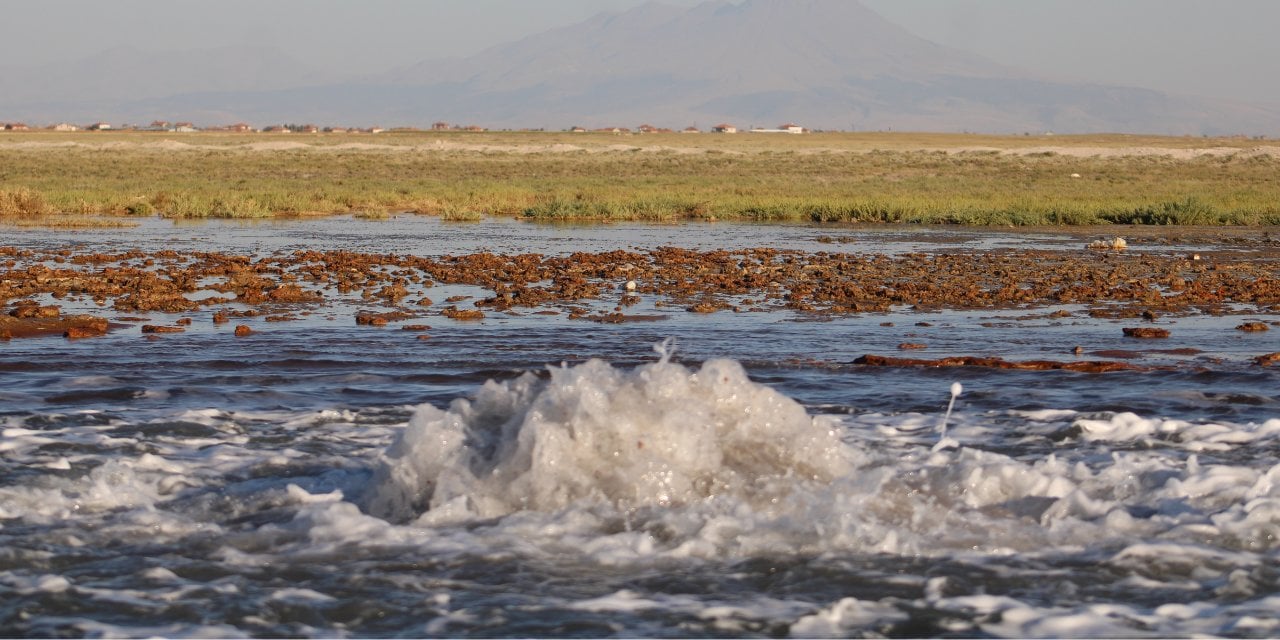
(1122, 327, 1170, 339)
(1255, 352, 1280, 366)
(234, 325, 253, 337)
(1236, 322, 1269, 332)
(897, 342, 927, 350)
(212, 312, 229, 324)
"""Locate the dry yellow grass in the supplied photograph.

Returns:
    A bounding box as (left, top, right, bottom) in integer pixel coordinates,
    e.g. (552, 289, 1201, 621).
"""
(2, 130, 1278, 224)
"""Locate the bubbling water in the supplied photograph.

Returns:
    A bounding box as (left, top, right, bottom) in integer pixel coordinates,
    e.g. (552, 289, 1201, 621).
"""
(363, 354, 857, 525)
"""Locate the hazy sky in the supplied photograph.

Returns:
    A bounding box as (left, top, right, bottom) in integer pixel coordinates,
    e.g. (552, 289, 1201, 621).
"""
(3, 0, 1278, 104)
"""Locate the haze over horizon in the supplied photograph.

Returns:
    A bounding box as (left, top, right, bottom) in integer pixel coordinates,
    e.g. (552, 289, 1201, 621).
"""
(1, 0, 1278, 134)
(4, 0, 1278, 105)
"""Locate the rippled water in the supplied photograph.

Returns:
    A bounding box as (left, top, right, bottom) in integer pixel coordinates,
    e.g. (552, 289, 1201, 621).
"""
(2, 218, 1279, 637)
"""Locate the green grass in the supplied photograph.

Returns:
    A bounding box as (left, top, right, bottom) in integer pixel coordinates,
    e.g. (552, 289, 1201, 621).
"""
(2, 130, 1279, 225)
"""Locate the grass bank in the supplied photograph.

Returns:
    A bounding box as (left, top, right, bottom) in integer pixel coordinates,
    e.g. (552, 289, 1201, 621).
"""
(2, 130, 1278, 225)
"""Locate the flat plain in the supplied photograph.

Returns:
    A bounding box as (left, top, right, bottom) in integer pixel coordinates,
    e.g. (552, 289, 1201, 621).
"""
(2, 130, 1279, 226)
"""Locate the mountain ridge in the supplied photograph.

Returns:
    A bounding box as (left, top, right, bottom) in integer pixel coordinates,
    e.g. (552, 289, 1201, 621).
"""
(2, 0, 1276, 135)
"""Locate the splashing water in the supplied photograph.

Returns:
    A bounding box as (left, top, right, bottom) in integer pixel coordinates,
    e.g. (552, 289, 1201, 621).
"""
(364, 355, 856, 525)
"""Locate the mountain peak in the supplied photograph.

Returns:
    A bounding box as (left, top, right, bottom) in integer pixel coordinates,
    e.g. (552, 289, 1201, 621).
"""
(6, 0, 1275, 134)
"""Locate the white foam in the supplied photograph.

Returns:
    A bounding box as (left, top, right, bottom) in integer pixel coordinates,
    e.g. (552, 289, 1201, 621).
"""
(365, 356, 856, 524)
(790, 597, 909, 637)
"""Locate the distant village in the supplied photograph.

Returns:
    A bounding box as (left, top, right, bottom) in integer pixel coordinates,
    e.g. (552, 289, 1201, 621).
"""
(0, 120, 810, 134)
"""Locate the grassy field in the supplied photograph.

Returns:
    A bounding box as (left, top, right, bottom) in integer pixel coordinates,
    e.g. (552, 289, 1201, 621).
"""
(2, 130, 1279, 225)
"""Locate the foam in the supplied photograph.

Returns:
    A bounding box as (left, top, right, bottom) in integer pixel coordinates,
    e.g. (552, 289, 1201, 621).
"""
(364, 355, 855, 524)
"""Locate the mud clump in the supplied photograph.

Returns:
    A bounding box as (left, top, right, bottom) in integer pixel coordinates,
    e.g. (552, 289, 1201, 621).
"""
(63, 325, 105, 339)
(0, 244, 1277, 332)
(268, 284, 323, 303)
(141, 324, 185, 334)
(1, 314, 108, 340)
(854, 354, 1145, 373)
(442, 306, 485, 321)
(9, 303, 60, 319)
(356, 310, 415, 326)
(1123, 327, 1171, 339)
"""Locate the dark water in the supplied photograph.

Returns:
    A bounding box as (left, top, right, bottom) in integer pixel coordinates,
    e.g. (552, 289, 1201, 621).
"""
(2, 218, 1278, 638)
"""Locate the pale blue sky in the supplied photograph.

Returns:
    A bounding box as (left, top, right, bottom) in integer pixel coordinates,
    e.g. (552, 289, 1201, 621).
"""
(3, 0, 1278, 104)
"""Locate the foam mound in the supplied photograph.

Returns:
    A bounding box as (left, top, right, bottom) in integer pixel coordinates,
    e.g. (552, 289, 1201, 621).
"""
(364, 354, 853, 523)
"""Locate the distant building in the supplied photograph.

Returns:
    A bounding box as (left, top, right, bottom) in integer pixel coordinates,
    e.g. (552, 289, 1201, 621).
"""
(711, 123, 737, 133)
(175, 122, 198, 132)
(263, 125, 290, 133)
(3, 122, 30, 131)
(682, 126, 701, 134)
(462, 125, 486, 132)
(431, 121, 450, 131)
(326, 127, 348, 134)
(226, 123, 253, 133)
(749, 123, 807, 134)
(87, 122, 112, 131)
(569, 126, 587, 133)
(637, 124, 659, 134)
(50, 123, 79, 132)
(297, 124, 318, 133)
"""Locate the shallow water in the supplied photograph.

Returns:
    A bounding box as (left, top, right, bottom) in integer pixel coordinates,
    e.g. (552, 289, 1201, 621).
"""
(2, 218, 1279, 637)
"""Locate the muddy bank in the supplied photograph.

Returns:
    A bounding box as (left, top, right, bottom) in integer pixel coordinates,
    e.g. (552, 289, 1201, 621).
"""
(2, 245, 1277, 325)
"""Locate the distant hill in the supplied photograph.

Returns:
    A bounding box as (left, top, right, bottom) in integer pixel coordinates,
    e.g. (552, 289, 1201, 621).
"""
(4, 0, 1278, 135)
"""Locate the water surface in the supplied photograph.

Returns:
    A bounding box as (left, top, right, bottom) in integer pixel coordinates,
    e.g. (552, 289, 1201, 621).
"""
(2, 218, 1278, 637)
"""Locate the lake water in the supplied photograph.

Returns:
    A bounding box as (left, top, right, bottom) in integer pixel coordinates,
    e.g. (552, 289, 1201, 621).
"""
(2, 217, 1279, 637)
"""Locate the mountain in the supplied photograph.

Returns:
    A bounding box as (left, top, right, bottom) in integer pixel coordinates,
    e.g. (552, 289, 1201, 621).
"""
(373, 0, 1278, 134)
(4, 0, 1277, 135)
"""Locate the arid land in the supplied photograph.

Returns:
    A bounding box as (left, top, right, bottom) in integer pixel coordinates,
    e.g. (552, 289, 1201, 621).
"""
(2, 130, 1279, 225)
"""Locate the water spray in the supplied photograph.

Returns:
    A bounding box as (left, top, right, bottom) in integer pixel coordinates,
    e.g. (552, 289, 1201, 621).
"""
(933, 382, 963, 452)
(653, 337, 677, 364)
